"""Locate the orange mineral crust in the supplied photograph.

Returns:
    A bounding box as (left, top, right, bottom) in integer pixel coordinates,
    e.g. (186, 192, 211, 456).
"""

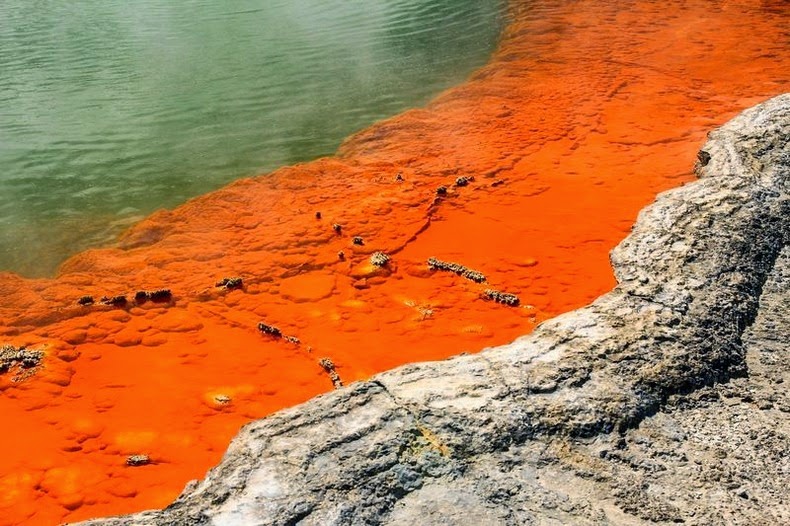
(0, 1, 788, 524)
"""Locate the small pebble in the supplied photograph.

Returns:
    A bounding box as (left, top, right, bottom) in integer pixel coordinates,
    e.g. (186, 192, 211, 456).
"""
(214, 395, 232, 404)
(77, 296, 94, 306)
(126, 454, 150, 467)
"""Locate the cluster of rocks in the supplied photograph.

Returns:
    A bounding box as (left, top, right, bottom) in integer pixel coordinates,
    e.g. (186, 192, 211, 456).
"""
(76, 289, 173, 308)
(432, 174, 478, 202)
(435, 176, 475, 197)
(454, 176, 474, 187)
(257, 322, 304, 348)
(256, 322, 282, 338)
(134, 289, 172, 303)
(0, 345, 44, 374)
(370, 252, 391, 267)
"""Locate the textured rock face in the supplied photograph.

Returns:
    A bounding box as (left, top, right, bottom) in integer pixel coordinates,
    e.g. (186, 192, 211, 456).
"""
(76, 95, 788, 526)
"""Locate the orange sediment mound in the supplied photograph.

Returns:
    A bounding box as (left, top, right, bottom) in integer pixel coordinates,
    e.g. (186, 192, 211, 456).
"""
(0, 1, 787, 524)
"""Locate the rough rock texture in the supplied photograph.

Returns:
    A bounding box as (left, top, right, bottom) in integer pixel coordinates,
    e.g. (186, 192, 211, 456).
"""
(76, 95, 788, 526)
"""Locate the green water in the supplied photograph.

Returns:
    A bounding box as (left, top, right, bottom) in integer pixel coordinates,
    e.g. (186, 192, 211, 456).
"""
(0, 0, 504, 277)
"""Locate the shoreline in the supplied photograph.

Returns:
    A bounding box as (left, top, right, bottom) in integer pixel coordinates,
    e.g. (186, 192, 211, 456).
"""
(0, 0, 506, 279)
(0, 1, 788, 524)
(74, 91, 790, 526)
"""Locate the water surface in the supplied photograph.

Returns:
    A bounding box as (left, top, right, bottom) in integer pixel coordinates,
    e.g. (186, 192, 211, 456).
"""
(0, 0, 504, 276)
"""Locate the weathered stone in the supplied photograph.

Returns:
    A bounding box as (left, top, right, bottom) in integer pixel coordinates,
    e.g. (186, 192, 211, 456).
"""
(482, 288, 520, 306)
(216, 277, 243, 290)
(370, 252, 391, 267)
(257, 322, 282, 338)
(125, 454, 151, 467)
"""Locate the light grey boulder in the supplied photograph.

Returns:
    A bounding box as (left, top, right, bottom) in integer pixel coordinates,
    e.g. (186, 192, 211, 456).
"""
(75, 93, 789, 526)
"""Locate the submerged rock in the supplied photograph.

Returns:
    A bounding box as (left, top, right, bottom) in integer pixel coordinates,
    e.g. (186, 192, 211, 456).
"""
(72, 95, 789, 526)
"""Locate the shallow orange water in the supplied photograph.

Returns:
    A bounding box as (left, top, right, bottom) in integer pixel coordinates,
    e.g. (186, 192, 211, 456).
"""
(0, 1, 787, 524)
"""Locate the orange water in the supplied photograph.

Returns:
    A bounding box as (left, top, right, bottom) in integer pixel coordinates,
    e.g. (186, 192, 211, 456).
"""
(0, 1, 787, 524)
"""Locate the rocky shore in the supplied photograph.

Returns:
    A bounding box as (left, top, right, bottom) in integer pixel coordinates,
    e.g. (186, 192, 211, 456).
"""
(75, 95, 788, 525)
(2, 2, 787, 523)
